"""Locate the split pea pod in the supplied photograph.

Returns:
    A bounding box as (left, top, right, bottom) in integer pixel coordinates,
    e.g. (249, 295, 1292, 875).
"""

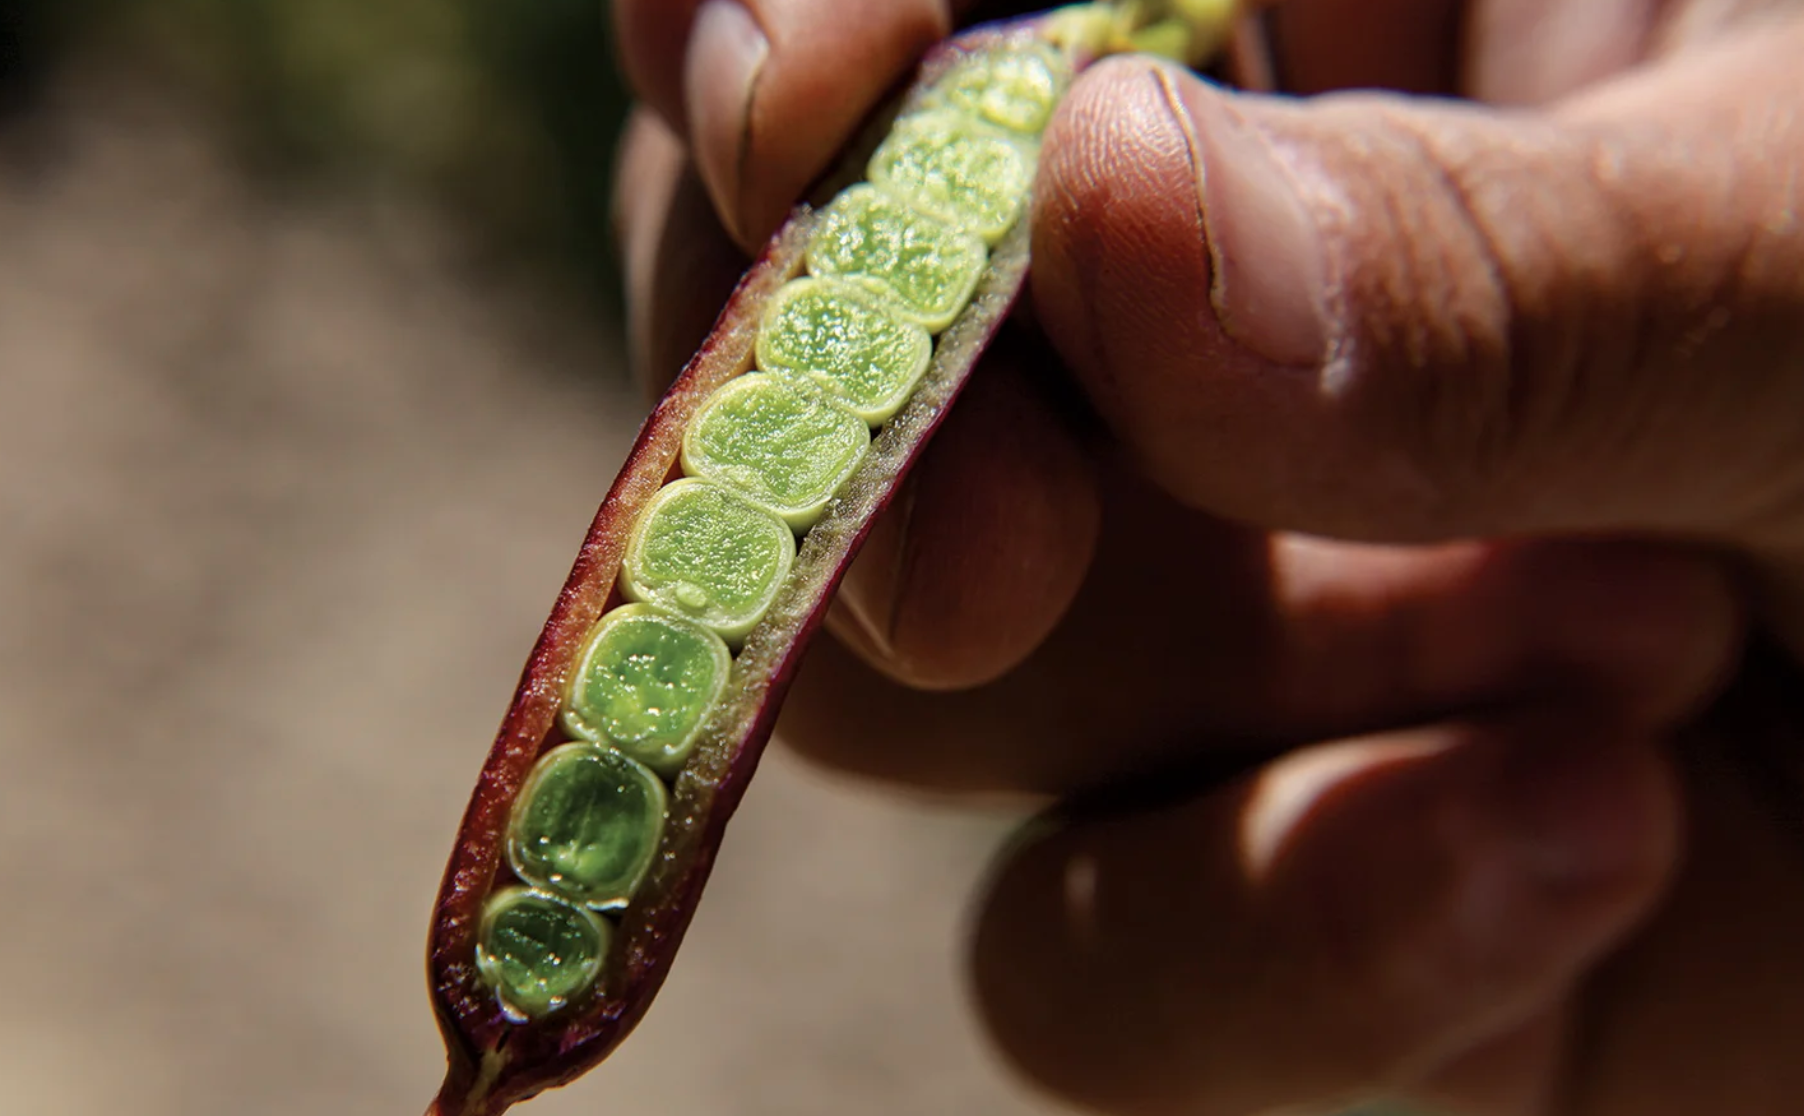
(424, 5, 1239, 1114)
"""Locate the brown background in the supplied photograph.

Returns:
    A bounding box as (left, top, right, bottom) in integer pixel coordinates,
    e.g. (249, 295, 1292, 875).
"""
(0, 64, 1054, 1116)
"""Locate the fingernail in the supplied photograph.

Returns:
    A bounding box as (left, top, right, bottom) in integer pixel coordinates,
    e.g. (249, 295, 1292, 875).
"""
(685, 0, 769, 242)
(1163, 71, 1329, 367)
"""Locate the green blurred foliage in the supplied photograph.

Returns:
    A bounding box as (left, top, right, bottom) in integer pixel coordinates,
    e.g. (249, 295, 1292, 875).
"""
(8, 0, 636, 300)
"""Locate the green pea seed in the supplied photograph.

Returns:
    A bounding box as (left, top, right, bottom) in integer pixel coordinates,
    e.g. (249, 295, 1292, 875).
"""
(868, 111, 1037, 243)
(933, 43, 1063, 133)
(807, 184, 988, 332)
(476, 887, 609, 1021)
(620, 478, 797, 642)
(755, 277, 933, 425)
(507, 743, 669, 909)
(682, 374, 871, 530)
(561, 604, 732, 777)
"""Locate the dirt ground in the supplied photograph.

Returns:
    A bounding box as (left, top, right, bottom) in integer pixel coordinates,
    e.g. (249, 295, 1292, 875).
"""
(0, 67, 1053, 1116)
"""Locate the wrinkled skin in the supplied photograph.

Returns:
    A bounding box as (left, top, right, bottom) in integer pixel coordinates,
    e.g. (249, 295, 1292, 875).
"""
(610, 2, 1804, 1113)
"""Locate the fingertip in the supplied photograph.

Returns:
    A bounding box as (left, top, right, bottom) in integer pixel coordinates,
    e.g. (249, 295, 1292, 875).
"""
(1032, 55, 1213, 430)
(614, 0, 702, 137)
(1487, 541, 1747, 726)
(970, 716, 1681, 1115)
(615, 111, 686, 391)
(831, 352, 1101, 691)
(614, 113, 749, 399)
(1056, 28, 1804, 548)
(694, 0, 950, 247)
(684, 0, 771, 245)
(971, 809, 1176, 1112)
(1249, 720, 1683, 1014)
(1033, 57, 1328, 508)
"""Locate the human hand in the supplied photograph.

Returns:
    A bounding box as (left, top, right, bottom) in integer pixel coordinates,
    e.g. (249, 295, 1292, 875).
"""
(609, 2, 1804, 1113)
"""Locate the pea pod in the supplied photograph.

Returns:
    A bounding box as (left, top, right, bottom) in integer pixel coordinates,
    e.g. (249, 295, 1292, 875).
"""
(424, 5, 1240, 1114)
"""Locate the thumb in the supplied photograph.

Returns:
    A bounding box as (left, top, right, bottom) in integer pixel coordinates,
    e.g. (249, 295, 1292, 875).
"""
(1031, 25, 1804, 552)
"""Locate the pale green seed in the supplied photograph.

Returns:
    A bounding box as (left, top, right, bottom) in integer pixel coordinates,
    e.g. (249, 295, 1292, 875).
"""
(755, 277, 933, 425)
(561, 605, 731, 777)
(682, 374, 871, 530)
(933, 44, 1062, 134)
(621, 478, 796, 642)
(807, 184, 988, 333)
(507, 743, 669, 909)
(476, 887, 609, 1021)
(869, 111, 1037, 243)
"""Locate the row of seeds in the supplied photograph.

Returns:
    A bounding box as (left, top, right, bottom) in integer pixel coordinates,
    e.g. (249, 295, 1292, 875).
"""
(475, 39, 1069, 1023)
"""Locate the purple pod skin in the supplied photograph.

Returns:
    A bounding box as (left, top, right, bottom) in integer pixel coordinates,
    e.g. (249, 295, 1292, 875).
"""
(425, 217, 814, 1116)
(423, 20, 1076, 1116)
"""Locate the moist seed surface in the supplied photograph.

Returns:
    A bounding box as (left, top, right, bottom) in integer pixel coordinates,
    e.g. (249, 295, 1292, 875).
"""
(935, 45, 1061, 133)
(476, 888, 610, 1021)
(621, 479, 797, 642)
(869, 112, 1036, 243)
(682, 374, 871, 530)
(507, 744, 669, 910)
(807, 185, 988, 332)
(755, 278, 932, 425)
(562, 605, 732, 776)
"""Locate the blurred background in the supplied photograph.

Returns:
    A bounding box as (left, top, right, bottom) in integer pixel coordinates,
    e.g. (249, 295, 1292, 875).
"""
(0, 3, 1053, 1114)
